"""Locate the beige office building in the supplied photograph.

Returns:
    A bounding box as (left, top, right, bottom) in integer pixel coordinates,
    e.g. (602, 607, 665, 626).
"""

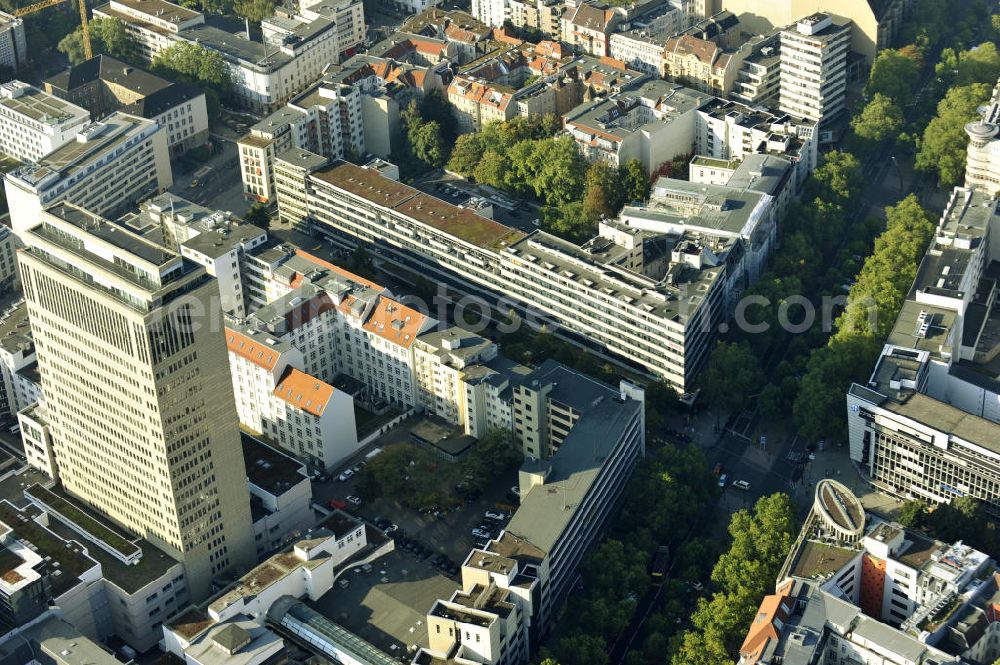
(17, 203, 256, 600)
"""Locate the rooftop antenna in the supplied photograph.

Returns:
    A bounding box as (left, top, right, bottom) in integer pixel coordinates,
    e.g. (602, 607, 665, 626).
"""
(245, 17, 251, 40)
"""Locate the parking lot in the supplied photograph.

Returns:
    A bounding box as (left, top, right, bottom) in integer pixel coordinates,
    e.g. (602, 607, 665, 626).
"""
(312, 422, 522, 576)
(411, 171, 543, 233)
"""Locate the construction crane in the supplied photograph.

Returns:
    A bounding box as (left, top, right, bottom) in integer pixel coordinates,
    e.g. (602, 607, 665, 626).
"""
(13, 0, 92, 60)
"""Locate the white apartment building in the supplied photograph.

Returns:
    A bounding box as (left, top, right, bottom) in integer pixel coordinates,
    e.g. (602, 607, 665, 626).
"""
(179, 224, 268, 318)
(0, 81, 90, 163)
(243, 434, 314, 558)
(0, 11, 26, 72)
(239, 245, 437, 400)
(778, 13, 852, 126)
(563, 79, 707, 173)
(731, 33, 781, 107)
(95, 0, 366, 114)
(694, 97, 817, 191)
(227, 325, 358, 471)
(413, 327, 502, 432)
(4, 112, 172, 238)
(471, 0, 507, 27)
(116, 192, 269, 317)
(965, 77, 1000, 196)
(274, 160, 731, 392)
(620, 173, 777, 298)
(609, 30, 671, 78)
(0, 224, 17, 291)
(416, 378, 645, 663)
(239, 52, 437, 202)
(846, 187, 1000, 517)
(17, 403, 57, 479)
(0, 303, 41, 420)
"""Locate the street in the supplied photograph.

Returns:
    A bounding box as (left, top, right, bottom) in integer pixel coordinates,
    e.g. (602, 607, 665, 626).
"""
(169, 137, 252, 218)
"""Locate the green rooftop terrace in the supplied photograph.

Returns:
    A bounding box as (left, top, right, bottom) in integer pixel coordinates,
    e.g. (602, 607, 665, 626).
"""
(25, 484, 141, 562)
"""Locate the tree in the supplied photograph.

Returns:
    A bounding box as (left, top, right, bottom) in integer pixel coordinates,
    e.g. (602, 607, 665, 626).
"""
(540, 201, 592, 242)
(152, 42, 233, 120)
(700, 342, 764, 416)
(447, 133, 485, 175)
(243, 203, 270, 229)
(58, 17, 136, 64)
(619, 159, 649, 204)
(671, 494, 797, 665)
(757, 384, 784, 421)
(528, 136, 586, 206)
(851, 94, 905, 144)
(866, 49, 920, 105)
(410, 121, 447, 168)
(897, 500, 927, 527)
(806, 151, 863, 204)
(916, 83, 992, 186)
(420, 90, 458, 142)
(233, 0, 275, 22)
(582, 161, 620, 221)
(939, 42, 1000, 87)
(473, 150, 508, 188)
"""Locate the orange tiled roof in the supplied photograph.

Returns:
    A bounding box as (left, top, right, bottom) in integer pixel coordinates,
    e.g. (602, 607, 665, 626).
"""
(273, 368, 335, 417)
(362, 296, 427, 349)
(492, 27, 523, 45)
(226, 327, 283, 371)
(739, 580, 794, 663)
(534, 40, 567, 58)
(445, 23, 479, 43)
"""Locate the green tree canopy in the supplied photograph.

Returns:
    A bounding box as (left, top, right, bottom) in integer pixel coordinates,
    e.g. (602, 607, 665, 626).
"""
(865, 48, 920, 105)
(233, 0, 275, 22)
(670, 494, 797, 665)
(152, 41, 233, 120)
(916, 83, 992, 186)
(618, 159, 649, 203)
(851, 94, 905, 144)
(58, 17, 136, 64)
(700, 341, 764, 415)
(243, 202, 270, 229)
(805, 151, 863, 204)
(582, 161, 621, 221)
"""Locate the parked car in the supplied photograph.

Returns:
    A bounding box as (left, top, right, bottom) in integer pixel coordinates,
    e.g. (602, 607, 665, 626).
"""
(346, 495, 362, 506)
(732, 480, 750, 491)
(712, 462, 722, 475)
(384, 523, 399, 534)
(484, 511, 506, 521)
(718, 473, 728, 488)
(328, 499, 347, 510)
(472, 528, 491, 539)
(338, 469, 355, 481)
(509, 486, 520, 497)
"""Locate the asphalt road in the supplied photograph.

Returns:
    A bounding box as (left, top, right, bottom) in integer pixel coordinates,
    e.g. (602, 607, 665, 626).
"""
(170, 138, 252, 218)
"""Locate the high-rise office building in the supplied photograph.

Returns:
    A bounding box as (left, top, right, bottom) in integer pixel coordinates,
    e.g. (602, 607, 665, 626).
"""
(17, 202, 256, 599)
